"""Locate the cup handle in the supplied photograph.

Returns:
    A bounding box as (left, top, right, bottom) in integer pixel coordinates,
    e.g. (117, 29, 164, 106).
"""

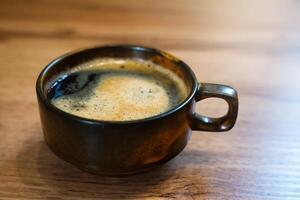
(191, 83, 238, 132)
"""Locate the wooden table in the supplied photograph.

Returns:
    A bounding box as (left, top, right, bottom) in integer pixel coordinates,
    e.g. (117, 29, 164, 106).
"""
(1, 0, 300, 199)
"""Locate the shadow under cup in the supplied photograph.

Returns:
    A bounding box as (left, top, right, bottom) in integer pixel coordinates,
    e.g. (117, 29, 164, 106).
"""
(36, 45, 238, 176)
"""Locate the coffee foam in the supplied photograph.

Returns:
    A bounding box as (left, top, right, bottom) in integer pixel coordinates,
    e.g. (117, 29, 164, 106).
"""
(51, 58, 188, 121)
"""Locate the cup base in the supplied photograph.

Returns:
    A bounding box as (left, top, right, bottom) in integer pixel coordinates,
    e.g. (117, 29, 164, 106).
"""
(45, 139, 187, 177)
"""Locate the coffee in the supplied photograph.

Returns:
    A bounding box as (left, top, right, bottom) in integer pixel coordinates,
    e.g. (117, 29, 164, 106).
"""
(48, 58, 188, 121)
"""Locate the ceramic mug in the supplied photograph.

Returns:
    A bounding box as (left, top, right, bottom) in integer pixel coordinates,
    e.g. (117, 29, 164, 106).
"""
(36, 45, 238, 176)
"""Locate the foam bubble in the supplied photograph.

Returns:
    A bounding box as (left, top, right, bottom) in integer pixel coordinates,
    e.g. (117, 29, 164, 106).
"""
(50, 58, 188, 121)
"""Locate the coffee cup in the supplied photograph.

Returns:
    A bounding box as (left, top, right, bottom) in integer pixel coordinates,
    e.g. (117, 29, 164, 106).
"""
(36, 45, 238, 176)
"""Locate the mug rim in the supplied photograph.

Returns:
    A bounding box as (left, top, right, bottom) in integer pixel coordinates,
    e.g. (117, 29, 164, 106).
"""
(36, 44, 198, 125)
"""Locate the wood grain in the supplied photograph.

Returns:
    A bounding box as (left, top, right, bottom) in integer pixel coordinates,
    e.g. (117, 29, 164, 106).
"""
(0, 0, 300, 199)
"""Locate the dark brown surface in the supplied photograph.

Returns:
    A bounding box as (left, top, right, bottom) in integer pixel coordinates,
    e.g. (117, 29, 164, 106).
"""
(36, 45, 197, 176)
(0, 0, 300, 199)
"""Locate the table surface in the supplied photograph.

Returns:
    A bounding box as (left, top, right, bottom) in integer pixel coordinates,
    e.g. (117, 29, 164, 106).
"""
(1, 0, 300, 199)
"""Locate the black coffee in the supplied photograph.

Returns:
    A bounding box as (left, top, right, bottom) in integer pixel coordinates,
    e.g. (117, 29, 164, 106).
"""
(48, 58, 188, 121)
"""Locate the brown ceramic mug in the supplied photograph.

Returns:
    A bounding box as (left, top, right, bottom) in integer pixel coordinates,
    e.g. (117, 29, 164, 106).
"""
(36, 45, 238, 176)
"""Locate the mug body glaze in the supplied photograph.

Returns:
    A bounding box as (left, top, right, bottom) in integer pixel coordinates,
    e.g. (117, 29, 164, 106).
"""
(36, 45, 238, 176)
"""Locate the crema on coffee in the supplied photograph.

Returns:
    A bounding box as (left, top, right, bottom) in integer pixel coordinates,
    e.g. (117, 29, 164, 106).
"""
(48, 58, 189, 121)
